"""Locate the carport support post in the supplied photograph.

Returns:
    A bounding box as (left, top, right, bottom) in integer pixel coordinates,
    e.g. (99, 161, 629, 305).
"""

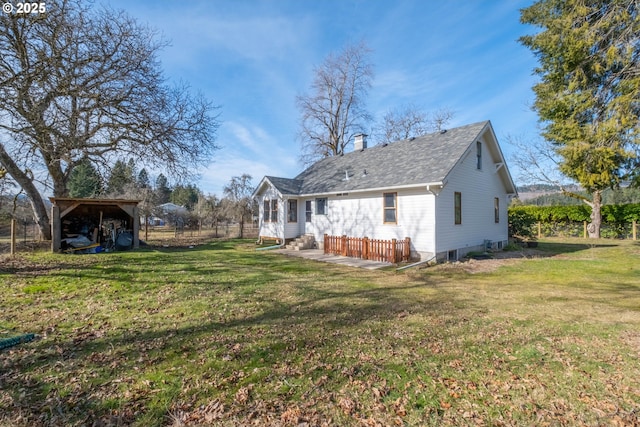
(132, 205, 140, 249)
(51, 204, 61, 252)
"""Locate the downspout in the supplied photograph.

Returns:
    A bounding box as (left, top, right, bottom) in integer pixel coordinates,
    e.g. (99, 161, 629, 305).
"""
(256, 242, 285, 251)
(395, 255, 436, 271)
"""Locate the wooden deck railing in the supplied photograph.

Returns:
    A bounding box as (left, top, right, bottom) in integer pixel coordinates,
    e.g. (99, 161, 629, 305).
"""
(323, 234, 411, 263)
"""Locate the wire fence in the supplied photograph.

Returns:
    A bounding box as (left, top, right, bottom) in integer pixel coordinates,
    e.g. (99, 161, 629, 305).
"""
(527, 221, 638, 240)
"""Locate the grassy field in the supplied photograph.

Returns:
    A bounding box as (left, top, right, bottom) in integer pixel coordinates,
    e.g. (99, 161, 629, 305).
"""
(1, 238, 639, 426)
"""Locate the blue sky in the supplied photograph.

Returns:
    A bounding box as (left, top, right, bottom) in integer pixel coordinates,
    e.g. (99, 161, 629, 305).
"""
(106, 0, 541, 196)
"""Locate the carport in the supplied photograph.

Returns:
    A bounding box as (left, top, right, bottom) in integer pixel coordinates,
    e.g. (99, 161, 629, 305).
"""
(50, 198, 140, 253)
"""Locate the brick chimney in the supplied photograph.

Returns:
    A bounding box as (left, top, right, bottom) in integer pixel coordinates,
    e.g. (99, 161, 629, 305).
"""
(354, 134, 367, 151)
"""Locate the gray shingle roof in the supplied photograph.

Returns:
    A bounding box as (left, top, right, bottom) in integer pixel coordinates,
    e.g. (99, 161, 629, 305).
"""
(264, 176, 304, 195)
(268, 121, 490, 195)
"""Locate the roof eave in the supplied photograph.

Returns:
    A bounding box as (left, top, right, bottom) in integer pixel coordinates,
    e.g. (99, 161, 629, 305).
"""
(293, 182, 445, 198)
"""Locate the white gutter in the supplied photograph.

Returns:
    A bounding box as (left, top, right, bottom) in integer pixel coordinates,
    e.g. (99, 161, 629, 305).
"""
(298, 181, 445, 198)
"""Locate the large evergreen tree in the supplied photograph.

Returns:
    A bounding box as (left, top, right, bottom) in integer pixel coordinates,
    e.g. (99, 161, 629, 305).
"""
(154, 174, 171, 205)
(520, 0, 640, 238)
(106, 159, 135, 196)
(67, 159, 102, 198)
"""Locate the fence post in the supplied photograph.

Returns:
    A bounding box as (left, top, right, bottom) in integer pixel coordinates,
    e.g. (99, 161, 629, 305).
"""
(404, 237, 411, 261)
(323, 234, 328, 254)
(633, 221, 637, 241)
(341, 235, 347, 257)
(363, 237, 369, 260)
(10, 218, 16, 256)
(537, 222, 542, 238)
(391, 239, 397, 263)
(583, 221, 588, 239)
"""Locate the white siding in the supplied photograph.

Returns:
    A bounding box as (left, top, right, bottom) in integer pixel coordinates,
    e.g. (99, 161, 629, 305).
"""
(283, 198, 300, 239)
(434, 136, 510, 259)
(257, 186, 283, 240)
(305, 189, 436, 257)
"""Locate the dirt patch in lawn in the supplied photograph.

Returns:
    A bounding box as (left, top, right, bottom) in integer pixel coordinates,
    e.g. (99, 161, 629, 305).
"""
(435, 247, 549, 274)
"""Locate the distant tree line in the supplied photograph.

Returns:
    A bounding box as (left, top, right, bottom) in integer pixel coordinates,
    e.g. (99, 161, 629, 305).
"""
(516, 186, 640, 206)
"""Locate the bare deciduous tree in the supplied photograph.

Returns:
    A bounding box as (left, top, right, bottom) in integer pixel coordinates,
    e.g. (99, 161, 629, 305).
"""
(373, 105, 454, 145)
(296, 41, 373, 165)
(0, 0, 220, 240)
(223, 174, 254, 239)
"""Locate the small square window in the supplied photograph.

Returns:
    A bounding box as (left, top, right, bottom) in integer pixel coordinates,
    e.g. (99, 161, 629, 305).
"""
(316, 198, 327, 215)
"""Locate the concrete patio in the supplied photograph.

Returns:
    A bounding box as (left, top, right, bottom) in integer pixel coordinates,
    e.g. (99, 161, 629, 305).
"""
(278, 248, 393, 270)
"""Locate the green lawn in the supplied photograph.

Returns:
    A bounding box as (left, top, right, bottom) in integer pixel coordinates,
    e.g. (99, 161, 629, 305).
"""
(1, 239, 639, 426)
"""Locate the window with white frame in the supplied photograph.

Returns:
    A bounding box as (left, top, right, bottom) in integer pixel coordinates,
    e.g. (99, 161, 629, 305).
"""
(288, 200, 297, 223)
(316, 198, 327, 215)
(383, 192, 397, 223)
(263, 200, 270, 222)
(270, 199, 278, 222)
(305, 200, 312, 222)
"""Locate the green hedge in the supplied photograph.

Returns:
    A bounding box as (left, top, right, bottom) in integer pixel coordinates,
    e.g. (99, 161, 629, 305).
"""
(509, 204, 640, 223)
(508, 204, 640, 239)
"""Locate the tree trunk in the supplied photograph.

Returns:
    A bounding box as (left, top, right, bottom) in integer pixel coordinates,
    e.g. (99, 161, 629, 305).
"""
(587, 190, 602, 239)
(0, 144, 52, 240)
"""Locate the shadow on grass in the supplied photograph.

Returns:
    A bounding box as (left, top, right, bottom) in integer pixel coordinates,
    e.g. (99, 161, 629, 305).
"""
(0, 264, 456, 426)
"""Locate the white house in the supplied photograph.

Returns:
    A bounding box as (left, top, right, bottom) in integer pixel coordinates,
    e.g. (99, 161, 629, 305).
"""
(253, 121, 517, 262)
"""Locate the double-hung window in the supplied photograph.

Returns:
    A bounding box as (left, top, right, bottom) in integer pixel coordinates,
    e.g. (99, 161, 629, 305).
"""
(494, 197, 500, 223)
(383, 192, 397, 223)
(263, 200, 270, 222)
(288, 200, 297, 223)
(270, 200, 278, 222)
(305, 200, 312, 222)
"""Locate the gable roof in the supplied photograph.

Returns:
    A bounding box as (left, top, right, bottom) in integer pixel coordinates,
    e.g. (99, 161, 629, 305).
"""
(255, 120, 517, 197)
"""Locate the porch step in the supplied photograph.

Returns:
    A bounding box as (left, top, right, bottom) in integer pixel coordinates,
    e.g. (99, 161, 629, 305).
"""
(286, 234, 315, 250)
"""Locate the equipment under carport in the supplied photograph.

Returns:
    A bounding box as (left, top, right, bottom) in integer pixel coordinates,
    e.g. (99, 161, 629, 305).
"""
(49, 198, 140, 253)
